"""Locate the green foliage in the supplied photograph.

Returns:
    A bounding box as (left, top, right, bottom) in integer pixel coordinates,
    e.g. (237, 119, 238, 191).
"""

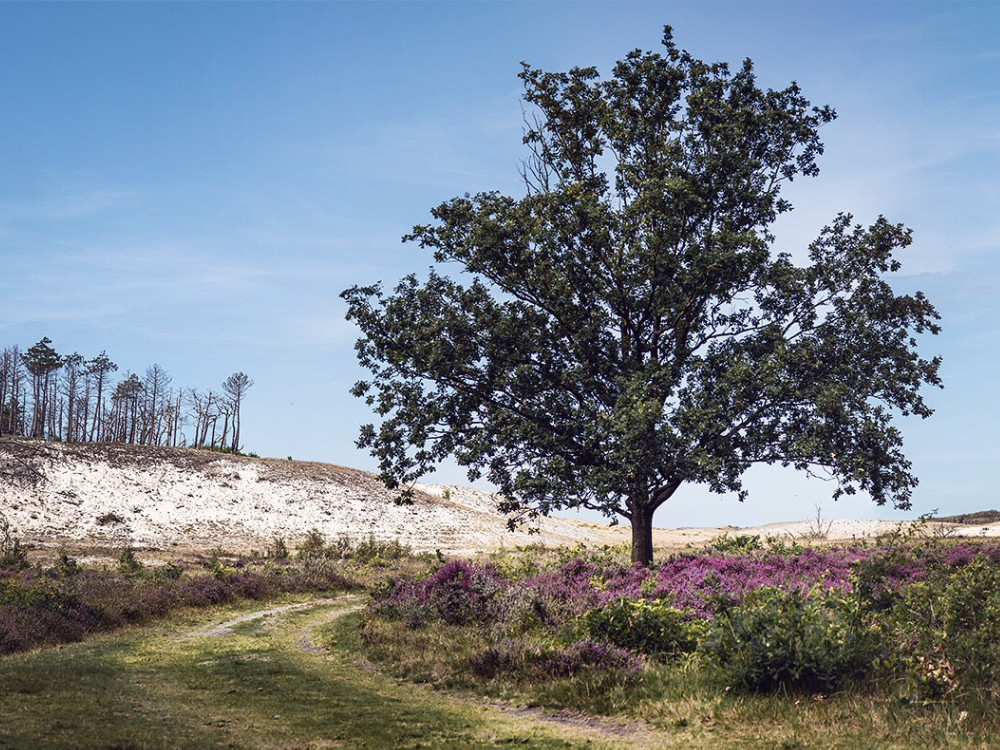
(154, 561, 184, 581)
(294, 529, 412, 567)
(712, 533, 764, 555)
(352, 533, 411, 565)
(581, 598, 702, 662)
(889, 555, 1000, 698)
(484, 543, 548, 582)
(296, 528, 331, 559)
(342, 25, 941, 566)
(21, 337, 62, 379)
(709, 532, 806, 558)
(707, 534, 811, 560)
(553, 542, 631, 569)
(117, 546, 144, 577)
(202, 549, 239, 579)
(51, 550, 81, 577)
(0, 515, 28, 570)
(703, 586, 881, 693)
(268, 535, 289, 560)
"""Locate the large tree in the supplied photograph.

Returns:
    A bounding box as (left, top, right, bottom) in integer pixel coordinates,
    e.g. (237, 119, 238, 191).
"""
(342, 28, 942, 565)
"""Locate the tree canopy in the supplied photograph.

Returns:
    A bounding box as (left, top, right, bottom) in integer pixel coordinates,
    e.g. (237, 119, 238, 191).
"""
(342, 28, 942, 564)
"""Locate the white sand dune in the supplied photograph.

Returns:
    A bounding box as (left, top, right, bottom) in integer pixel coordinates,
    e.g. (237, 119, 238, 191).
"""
(0, 438, 622, 552)
(2, 438, 996, 553)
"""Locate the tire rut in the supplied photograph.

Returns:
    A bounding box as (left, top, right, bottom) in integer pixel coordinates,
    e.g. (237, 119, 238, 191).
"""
(190, 595, 664, 748)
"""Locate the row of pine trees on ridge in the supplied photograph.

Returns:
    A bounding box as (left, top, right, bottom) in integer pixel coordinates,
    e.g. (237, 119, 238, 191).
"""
(0, 338, 252, 453)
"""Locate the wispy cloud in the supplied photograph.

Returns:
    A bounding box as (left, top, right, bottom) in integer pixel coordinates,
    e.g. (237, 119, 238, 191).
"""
(0, 183, 142, 224)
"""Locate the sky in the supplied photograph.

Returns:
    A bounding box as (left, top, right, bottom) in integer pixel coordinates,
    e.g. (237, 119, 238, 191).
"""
(1, 1, 998, 530)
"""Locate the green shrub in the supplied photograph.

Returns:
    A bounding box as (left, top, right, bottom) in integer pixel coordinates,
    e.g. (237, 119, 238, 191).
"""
(352, 534, 410, 565)
(328, 535, 354, 560)
(712, 534, 765, 555)
(703, 586, 880, 693)
(889, 555, 1000, 697)
(154, 562, 184, 581)
(491, 587, 556, 640)
(0, 515, 28, 570)
(581, 598, 702, 662)
(297, 528, 329, 559)
(117, 546, 144, 577)
(269, 535, 290, 560)
(51, 550, 80, 577)
(295, 531, 407, 563)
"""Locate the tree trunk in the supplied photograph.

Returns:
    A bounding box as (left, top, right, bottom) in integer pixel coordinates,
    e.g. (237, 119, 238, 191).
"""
(630, 504, 655, 567)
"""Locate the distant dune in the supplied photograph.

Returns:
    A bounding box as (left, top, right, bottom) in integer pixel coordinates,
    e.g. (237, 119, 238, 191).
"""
(2, 437, 998, 553)
(0, 437, 630, 552)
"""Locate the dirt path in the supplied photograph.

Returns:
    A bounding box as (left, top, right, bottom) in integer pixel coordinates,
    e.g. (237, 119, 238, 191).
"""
(196, 594, 664, 748)
(0, 594, 668, 748)
(192, 597, 353, 638)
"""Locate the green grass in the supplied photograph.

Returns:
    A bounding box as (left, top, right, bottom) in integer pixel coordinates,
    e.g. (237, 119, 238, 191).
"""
(0, 595, 632, 749)
(360, 614, 1000, 749)
(4, 568, 1000, 748)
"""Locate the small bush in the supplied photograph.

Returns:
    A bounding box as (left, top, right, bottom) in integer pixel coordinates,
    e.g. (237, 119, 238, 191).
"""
(703, 586, 880, 693)
(269, 535, 290, 560)
(154, 562, 184, 581)
(471, 638, 641, 681)
(0, 515, 28, 570)
(117, 546, 144, 577)
(328, 535, 354, 560)
(297, 528, 329, 559)
(353, 533, 410, 565)
(96, 512, 125, 526)
(712, 534, 765, 555)
(51, 550, 81, 577)
(581, 598, 702, 661)
(491, 586, 557, 639)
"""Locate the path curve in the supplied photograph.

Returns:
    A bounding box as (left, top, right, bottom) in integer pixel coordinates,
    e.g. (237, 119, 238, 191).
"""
(189, 594, 662, 748)
(192, 597, 355, 638)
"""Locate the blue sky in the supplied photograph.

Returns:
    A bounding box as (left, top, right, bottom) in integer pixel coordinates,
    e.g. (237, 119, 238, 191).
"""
(1, 2, 997, 529)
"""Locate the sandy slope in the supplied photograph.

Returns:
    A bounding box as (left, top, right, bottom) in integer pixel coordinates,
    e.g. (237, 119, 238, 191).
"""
(2, 438, 996, 553)
(0, 438, 629, 552)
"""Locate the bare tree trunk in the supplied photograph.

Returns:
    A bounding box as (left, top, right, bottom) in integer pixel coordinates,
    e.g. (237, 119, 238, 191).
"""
(630, 503, 655, 567)
(222, 372, 253, 453)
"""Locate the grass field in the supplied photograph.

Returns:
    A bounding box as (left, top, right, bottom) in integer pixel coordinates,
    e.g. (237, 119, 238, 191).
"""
(6, 529, 1000, 748)
(2, 591, 995, 749)
(0, 594, 639, 749)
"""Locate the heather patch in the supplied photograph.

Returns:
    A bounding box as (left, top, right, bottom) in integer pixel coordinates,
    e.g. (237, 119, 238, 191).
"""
(365, 539, 1000, 711)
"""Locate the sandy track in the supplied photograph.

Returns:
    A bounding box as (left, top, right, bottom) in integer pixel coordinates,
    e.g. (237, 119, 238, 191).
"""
(193, 598, 355, 638)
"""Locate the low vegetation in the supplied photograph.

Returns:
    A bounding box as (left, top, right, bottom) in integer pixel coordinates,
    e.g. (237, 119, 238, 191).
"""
(361, 527, 1000, 746)
(0, 525, 372, 656)
(8, 518, 1000, 747)
(1, 598, 622, 749)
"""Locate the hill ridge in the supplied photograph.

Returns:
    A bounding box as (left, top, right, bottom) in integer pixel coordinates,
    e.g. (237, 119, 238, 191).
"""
(0, 437, 620, 552)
